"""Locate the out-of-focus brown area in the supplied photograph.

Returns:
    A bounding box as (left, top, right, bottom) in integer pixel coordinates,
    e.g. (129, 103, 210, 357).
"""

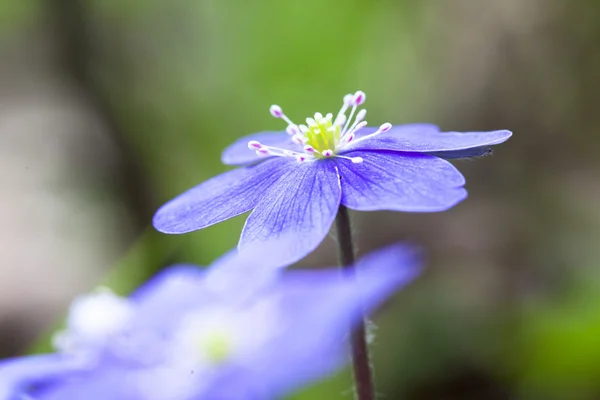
(1, 1, 599, 399)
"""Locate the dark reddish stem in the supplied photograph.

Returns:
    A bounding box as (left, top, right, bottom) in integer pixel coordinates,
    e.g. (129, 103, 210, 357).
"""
(335, 205, 375, 400)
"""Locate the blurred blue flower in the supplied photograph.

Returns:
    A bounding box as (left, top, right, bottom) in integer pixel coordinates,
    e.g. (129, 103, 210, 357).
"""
(0, 244, 420, 400)
(153, 91, 511, 267)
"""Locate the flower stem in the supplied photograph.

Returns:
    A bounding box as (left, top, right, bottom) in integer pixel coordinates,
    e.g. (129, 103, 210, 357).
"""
(335, 205, 375, 400)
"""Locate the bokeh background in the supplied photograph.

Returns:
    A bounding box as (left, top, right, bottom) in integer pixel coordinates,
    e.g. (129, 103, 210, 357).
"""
(1, 0, 599, 399)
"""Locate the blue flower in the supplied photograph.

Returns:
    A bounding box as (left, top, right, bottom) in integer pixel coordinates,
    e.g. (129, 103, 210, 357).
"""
(153, 91, 511, 267)
(0, 244, 420, 400)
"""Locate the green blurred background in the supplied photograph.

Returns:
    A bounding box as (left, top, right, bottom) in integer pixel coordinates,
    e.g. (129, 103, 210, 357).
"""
(1, 0, 600, 399)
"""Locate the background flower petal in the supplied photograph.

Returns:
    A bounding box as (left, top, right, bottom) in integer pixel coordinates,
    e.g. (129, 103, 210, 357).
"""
(0, 355, 85, 400)
(336, 150, 467, 212)
(221, 131, 302, 165)
(128, 266, 211, 334)
(152, 157, 294, 234)
(239, 160, 341, 268)
(234, 243, 421, 398)
(33, 368, 146, 400)
(346, 126, 512, 153)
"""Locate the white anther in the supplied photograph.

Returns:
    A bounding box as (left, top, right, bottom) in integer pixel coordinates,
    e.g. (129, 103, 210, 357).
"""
(322, 149, 334, 157)
(326, 113, 333, 121)
(306, 118, 317, 127)
(256, 148, 270, 157)
(346, 121, 393, 146)
(270, 105, 283, 118)
(335, 114, 347, 126)
(292, 135, 305, 145)
(353, 91, 366, 106)
(314, 112, 323, 120)
(269, 104, 295, 126)
(343, 94, 354, 106)
(296, 155, 308, 162)
(248, 141, 262, 150)
(344, 132, 355, 143)
(349, 121, 368, 135)
(299, 125, 309, 133)
(341, 119, 367, 142)
(304, 145, 316, 153)
(356, 109, 367, 122)
(286, 124, 299, 135)
(337, 155, 364, 164)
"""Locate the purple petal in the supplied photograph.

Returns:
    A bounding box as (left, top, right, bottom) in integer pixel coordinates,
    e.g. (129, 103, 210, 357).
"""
(336, 150, 467, 212)
(0, 355, 85, 400)
(129, 266, 210, 334)
(354, 123, 439, 140)
(153, 157, 295, 234)
(238, 243, 421, 397)
(239, 160, 341, 268)
(221, 131, 302, 165)
(130, 253, 281, 333)
(346, 125, 512, 153)
(33, 368, 143, 400)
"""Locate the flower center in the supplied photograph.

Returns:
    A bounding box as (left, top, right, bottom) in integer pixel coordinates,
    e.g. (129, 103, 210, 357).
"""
(301, 113, 341, 157)
(247, 90, 392, 163)
(196, 329, 234, 365)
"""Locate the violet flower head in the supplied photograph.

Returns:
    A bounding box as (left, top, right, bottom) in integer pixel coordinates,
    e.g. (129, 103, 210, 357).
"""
(0, 244, 420, 400)
(153, 91, 512, 266)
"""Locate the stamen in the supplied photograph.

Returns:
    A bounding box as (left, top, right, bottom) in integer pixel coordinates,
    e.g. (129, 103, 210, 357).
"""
(347, 121, 368, 137)
(304, 145, 316, 154)
(306, 118, 317, 127)
(340, 110, 366, 140)
(254, 91, 389, 163)
(292, 135, 305, 145)
(342, 106, 357, 136)
(348, 122, 392, 145)
(256, 148, 270, 157)
(248, 141, 262, 150)
(353, 90, 366, 106)
(269, 104, 295, 126)
(334, 94, 354, 126)
(356, 109, 367, 122)
(269, 105, 283, 118)
(337, 155, 364, 163)
(249, 139, 316, 162)
(344, 94, 354, 106)
(336, 114, 347, 127)
(286, 124, 299, 135)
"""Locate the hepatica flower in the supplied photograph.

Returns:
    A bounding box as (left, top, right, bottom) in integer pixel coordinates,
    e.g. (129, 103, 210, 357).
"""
(0, 244, 420, 400)
(153, 91, 512, 266)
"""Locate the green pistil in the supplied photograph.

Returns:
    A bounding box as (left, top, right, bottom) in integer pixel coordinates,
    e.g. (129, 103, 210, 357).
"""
(305, 119, 341, 157)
